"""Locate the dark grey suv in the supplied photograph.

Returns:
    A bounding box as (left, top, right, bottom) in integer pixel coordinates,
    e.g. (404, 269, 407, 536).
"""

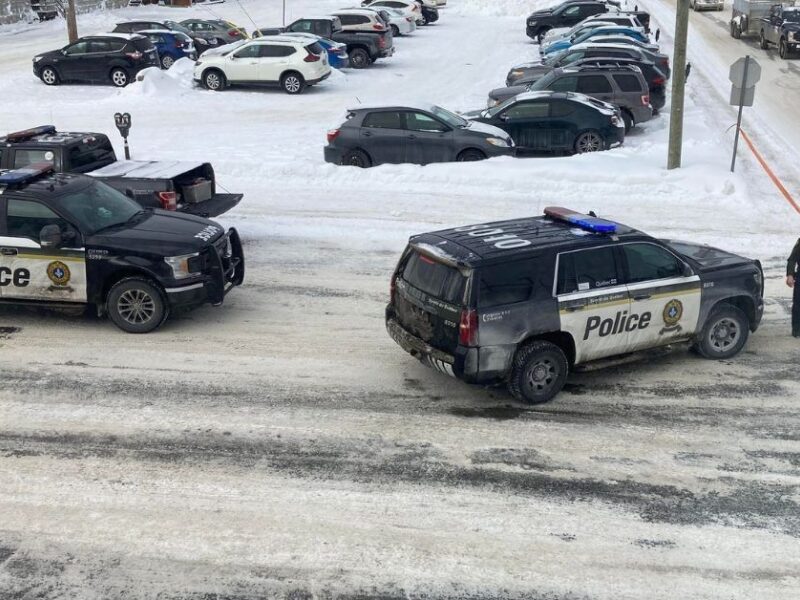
(324, 104, 515, 167)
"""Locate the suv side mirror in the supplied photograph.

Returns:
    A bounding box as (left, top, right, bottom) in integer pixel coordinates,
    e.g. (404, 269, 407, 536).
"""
(40, 224, 62, 249)
(682, 263, 693, 277)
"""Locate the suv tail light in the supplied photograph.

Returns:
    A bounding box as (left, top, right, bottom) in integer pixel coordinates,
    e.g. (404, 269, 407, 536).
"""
(228, 29, 239, 37)
(158, 191, 178, 211)
(125, 50, 143, 60)
(372, 23, 385, 30)
(641, 93, 650, 106)
(175, 39, 186, 48)
(459, 309, 478, 347)
(390, 274, 397, 300)
(378, 35, 386, 48)
(304, 49, 321, 62)
(326, 128, 340, 143)
(652, 76, 665, 86)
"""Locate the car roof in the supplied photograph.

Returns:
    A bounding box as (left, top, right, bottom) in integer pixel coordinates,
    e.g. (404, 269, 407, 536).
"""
(558, 63, 642, 74)
(247, 37, 309, 45)
(509, 90, 618, 112)
(347, 102, 439, 113)
(332, 8, 378, 14)
(0, 171, 93, 199)
(86, 33, 143, 41)
(409, 214, 642, 266)
(137, 29, 187, 36)
(0, 129, 108, 146)
(571, 41, 641, 51)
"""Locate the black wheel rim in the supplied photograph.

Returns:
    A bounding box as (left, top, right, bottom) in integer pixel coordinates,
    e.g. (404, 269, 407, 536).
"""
(352, 53, 366, 67)
(708, 317, 740, 352)
(524, 357, 558, 396)
(347, 154, 365, 167)
(117, 289, 156, 325)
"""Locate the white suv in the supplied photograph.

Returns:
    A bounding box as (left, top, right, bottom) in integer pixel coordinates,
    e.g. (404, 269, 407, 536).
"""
(331, 8, 390, 32)
(193, 37, 331, 94)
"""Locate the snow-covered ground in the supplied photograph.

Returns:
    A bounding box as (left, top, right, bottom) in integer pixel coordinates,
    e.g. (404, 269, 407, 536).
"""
(1, 1, 799, 598)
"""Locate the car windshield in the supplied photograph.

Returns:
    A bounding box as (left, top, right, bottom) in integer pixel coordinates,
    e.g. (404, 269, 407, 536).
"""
(431, 105, 468, 128)
(784, 9, 800, 22)
(57, 181, 145, 235)
(485, 97, 517, 118)
(543, 50, 566, 65)
(530, 70, 558, 90)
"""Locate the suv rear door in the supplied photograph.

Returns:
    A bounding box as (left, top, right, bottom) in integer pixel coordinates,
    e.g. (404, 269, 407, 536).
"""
(394, 248, 468, 354)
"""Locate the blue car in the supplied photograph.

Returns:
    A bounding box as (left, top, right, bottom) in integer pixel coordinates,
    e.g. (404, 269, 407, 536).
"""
(139, 29, 197, 69)
(542, 27, 650, 57)
(254, 31, 351, 69)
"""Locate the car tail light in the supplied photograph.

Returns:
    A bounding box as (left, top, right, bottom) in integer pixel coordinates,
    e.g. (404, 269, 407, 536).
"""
(125, 50, 143, 60)
(390, 274, 397, 300)
(304, 49, 321, 62)
(229, 29, 239, 37)
(652, 76, 665, 86)
(378, 36, 386, 48)
(326, 128, 340, 143)
(158, 191, 178, 211)
(175, 39, 185, 48)
(660, 58, 669, 68)
(372, 23, 385, 30)
(459, 309, 478, 347)
(641, 93, 650, 106)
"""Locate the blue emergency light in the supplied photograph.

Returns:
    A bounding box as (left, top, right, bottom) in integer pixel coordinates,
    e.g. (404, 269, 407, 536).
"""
(0, 163, 54, 186)
(544, 206, 617, 234)
(5, 125, 57, 143)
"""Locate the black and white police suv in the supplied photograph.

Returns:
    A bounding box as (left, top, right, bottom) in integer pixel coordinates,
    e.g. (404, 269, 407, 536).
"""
(0, 165, 244, 333)
(386, 207, 764, 404)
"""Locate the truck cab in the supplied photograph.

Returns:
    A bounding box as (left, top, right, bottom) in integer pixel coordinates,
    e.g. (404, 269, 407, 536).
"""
(760, 3, 800, 57)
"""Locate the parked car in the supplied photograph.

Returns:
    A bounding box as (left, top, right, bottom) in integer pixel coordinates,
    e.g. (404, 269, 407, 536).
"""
(542, 26, 651, 56)
(581, 35, 661, 53)
(360, 6, 417, 35)
(194, 37, 331, 94)
(257, 16, 394, 68)
(0, 125, 244, 218)
(139, 29, 196, 69)
(331, 8, 394, 36)
(112, 20, 216, 54)
(466, 91, 624, 154)
(411, 0, 440, 23)
(758, 3, 800, 58)
(362, 0, 420, 24)
(542, 13, 647, 45)
(32, 34, 158, 87)
(526, 64, 652, 131)
(324, 104, 514, 167)
(690, 0, 724, 11)
(385, 206, 763, 404)
(0, 164, 244, 333)
(498, 55, 667, 112)
(526, 0, 618, 42)
(256, 31, 350, 68)
(180, 19, 248, 46)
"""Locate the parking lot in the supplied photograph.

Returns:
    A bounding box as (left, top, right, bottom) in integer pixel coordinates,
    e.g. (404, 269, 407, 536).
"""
(1, 1, 800, 598)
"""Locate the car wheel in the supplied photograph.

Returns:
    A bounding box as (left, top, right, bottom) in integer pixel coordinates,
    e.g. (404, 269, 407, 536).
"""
(349, 47, 371, 69)
(110, 68, 129, 87)
(40, 66, 59, 85)
(342, 149, 371, 168)
(780, 38, 789, 59)
(574, 130, 604, 154)
(536, 27, 551, 44)
(420, 15, 427, 25)
(621, 110, 634, 134)
(391, 24, 399, 36)
(508, 341, 568, 405)
(695, 305, 749, 360)
(281, 71, 305, 94)
(457, 149, 486, 162)
(760, 30, 769, 49)
(161, 54, 175, 69)
(731, 21, 741, 38)
(203, 69, 225, 91)
(106, 277, 168, 334)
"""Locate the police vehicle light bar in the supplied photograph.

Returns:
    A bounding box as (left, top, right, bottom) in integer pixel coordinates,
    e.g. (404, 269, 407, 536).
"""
(0, 163, 54, 186)
(544, 206, 617, 233)
(5, 125, 57, 143)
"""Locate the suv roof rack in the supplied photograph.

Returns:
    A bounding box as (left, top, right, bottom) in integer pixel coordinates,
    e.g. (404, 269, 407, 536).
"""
(563, 63, 641, 73)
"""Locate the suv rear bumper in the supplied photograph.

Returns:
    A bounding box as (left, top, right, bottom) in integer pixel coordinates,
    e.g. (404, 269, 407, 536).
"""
(165, 227, 245, 309)
(386, 315, 513, 383)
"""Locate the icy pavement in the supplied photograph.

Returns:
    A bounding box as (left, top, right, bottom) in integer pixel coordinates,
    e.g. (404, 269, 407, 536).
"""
(0, 1, 799, 599)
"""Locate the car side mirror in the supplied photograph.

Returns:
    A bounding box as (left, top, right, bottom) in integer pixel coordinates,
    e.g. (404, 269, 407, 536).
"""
(682, 263, 693, 277)
(40, 224, 62, 249)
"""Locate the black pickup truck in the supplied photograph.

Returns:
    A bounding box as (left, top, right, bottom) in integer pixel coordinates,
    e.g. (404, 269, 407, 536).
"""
(759, 3, 800, 59)
(255, 16, 394, 68)
(0, 126, 242, 218)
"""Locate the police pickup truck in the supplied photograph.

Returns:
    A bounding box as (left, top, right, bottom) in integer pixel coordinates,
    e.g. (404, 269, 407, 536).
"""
(0, 126, 242, 218)
(0, 165, 244, 333)
(386, 207, 764, 404)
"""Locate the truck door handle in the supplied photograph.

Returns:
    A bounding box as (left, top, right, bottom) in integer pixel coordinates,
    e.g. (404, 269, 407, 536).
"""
(632, 293, 651, 301)
(407, 134, 417, 139)
(565, 304, 585, 312)
(362, 131, 372, 137)
(0, 248, 17, 256)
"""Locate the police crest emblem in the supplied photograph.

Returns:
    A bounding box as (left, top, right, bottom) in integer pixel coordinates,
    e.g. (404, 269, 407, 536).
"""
(47, 261, 70, 286)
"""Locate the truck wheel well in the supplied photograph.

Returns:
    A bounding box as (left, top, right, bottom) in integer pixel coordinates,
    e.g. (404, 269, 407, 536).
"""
(712, 296, 756, 330)
(518, 331, 576, 367)
(99, 269, 162, 313)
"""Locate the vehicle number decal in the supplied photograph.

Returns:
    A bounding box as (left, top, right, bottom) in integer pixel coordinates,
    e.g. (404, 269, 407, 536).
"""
(453, 224, 532, 249)
(194, 225, 220, 242)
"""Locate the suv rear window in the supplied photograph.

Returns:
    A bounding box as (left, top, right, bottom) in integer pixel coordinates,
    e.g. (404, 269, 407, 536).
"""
(306, 42, 324, 55)
(68, 138, 115, 169)
(131, 37, 155, 52)
(402, 251, 466, 305)
(613, 73, 644, 92)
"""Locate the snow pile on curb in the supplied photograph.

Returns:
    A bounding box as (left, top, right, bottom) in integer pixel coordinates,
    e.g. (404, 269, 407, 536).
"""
(125, 58, 196, 97)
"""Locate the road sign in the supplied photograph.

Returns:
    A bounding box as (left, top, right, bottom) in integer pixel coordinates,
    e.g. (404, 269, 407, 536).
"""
(729, 56, 761, 89)
(729, 85, 755, 107)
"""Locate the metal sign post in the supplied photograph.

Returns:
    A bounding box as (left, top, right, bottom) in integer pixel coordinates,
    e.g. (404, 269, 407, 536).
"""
(114, 112, 132, 160)
(728, 55, 761, 173)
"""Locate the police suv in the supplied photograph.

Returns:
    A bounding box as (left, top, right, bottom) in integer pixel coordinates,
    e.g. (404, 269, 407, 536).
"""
(386, 207, 764, 404)
(0, 165, 244, 333)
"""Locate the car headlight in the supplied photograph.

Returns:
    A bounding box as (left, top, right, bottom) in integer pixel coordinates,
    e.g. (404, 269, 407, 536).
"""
(165, 253, 202, 280)
(528, 20, 537, 26)
(790, 31, 797, 41)
(486, 137, 510, 147)
(33, 56, 43, 62)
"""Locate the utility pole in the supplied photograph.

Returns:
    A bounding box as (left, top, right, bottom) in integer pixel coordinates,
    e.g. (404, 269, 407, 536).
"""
(667, 0, 690, 169)
(283, 0, 286, 26)
(66, 0, 78, 43)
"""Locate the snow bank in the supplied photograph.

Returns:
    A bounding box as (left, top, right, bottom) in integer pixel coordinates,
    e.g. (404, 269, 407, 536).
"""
(124, 58, 195, 97)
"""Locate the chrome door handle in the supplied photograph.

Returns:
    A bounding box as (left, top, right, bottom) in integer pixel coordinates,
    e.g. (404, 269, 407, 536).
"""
(633, 293, 651, 301)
